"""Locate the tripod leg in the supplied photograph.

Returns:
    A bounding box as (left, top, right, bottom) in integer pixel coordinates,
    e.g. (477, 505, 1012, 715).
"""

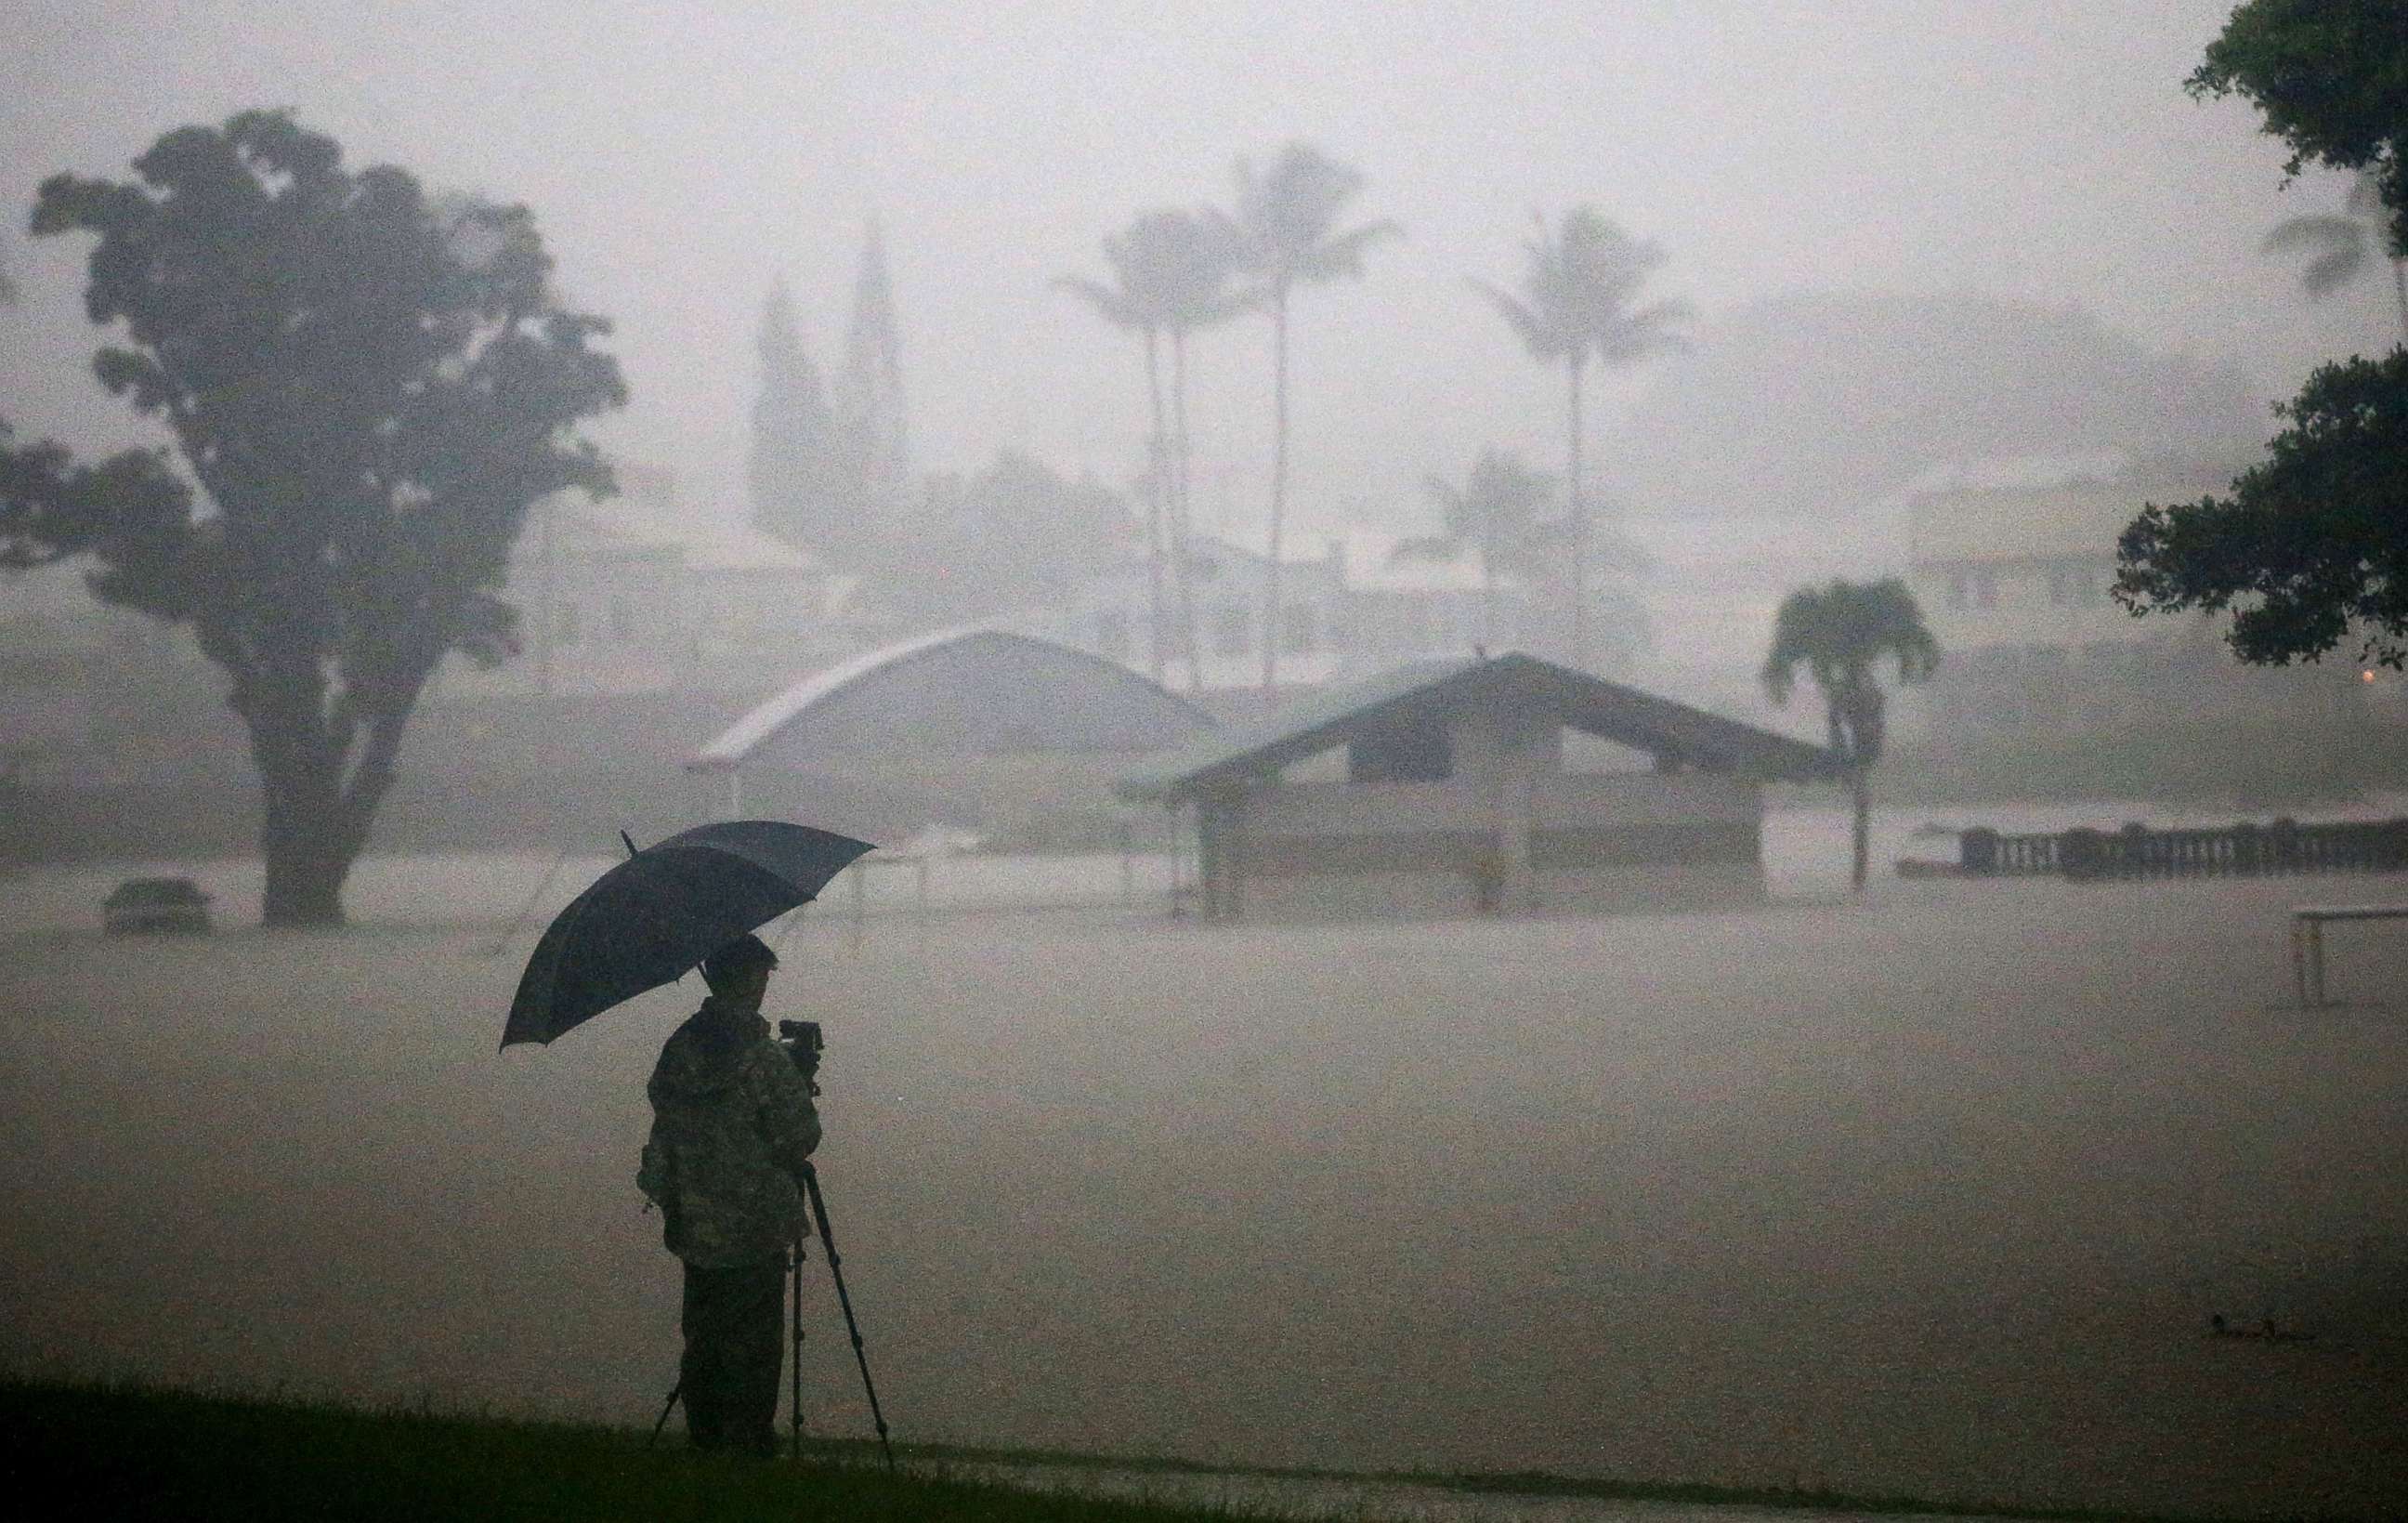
(800, 1162, 896, 1471)
(648, 1379, 682, 1451)
(790, 1234, 805, 1462)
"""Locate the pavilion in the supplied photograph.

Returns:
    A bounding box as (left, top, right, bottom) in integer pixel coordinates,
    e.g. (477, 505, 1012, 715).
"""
(1119, 652, 1844, 920)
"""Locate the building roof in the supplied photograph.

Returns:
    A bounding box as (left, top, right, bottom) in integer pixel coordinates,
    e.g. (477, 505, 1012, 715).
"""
(691, 625, 1217, 772)
(1119, 651, 1844, 801)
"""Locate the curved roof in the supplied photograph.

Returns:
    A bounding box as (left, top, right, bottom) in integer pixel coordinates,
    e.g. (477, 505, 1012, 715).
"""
(1119, 651, 1844, 801)
(691, 626, 1216, 772)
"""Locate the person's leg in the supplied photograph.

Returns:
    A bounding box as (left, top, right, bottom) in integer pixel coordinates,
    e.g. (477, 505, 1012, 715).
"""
(724, 1254, 790, 1457)
(680, 1262, 739, 1450)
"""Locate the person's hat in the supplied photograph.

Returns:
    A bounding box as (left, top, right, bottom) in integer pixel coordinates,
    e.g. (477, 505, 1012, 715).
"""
(700, 933, 779, 994)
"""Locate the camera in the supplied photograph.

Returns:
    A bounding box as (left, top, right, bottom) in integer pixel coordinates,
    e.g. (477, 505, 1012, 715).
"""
(777, 1018, 824, 1083)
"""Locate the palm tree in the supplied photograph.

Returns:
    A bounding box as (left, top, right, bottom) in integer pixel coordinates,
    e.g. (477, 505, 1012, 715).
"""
(2264, 166, 2408, 343)
(1761, 578, 1940, 894)
(1060, 211, 1244, 690)
(1471, 208, 1689, 670)
(1057, 213, 1186, 684)
(1225, 143, 1400, 698)
(1393, 448, 1560, 648)
(1157, 211, 1247, 692)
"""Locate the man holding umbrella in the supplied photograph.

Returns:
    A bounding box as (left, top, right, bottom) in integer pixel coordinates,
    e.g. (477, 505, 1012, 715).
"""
(504, 821, 883, 1460)
(636, 933, 819, 1456)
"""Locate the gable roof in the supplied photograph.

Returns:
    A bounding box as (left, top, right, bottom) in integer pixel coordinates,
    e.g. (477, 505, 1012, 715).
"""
(1119, 652, 1843, 801)
(692, 625, 1217, 771)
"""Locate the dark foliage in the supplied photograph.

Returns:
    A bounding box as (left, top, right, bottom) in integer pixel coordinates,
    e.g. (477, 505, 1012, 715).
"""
(2116, 7, 2408, 676)
(748, 282, 847, 561)
(878, 450, 1136, 625)
(2191, 0, 2408, 256)
(20, 110, 623, 924)
(2116, 350, 2408, 667)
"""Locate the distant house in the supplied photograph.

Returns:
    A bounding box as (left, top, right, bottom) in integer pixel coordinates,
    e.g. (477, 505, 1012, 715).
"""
(1901, 456, 2375, 734)
(434, 464, 866, 702)
(1018, 532, 1539, 711)
(1119, 652, 1841, 921)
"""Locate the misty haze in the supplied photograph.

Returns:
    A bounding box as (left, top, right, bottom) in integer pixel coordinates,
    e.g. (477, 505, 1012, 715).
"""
(3, 4, 2404, 1521)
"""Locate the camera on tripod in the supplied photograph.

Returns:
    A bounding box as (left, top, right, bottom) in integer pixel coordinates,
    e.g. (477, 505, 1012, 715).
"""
(777, 1018, 823, 1083)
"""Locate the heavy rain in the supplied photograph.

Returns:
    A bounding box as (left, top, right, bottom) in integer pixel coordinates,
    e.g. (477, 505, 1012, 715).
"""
(2, 5, 2403, 1520)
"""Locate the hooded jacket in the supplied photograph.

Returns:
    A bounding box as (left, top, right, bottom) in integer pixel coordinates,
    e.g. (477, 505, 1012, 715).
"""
(636, 997, 822, 1267)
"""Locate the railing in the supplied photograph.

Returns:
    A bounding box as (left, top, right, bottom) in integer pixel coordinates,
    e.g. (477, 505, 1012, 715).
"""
(1961, 817, 2408, 881)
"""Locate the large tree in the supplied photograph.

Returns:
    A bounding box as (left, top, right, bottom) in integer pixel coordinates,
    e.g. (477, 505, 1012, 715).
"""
(1224, 143, 1398, 698)
(1761, 579, 1939, 894)
(10, 112, 623, 925)
(748, 280, 847, 560)
(2192, 0, 2408, 256)
(2121, 1, 2408, 670)
(1392, 447, 1562, 650)
(2118, 349, 2408, 667)
(1472, 207, 1689, 671)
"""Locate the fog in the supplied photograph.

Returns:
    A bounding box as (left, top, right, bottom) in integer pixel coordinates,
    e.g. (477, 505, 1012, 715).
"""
(8, 6, 2408, 1518)
(5, 1, 2402, 538)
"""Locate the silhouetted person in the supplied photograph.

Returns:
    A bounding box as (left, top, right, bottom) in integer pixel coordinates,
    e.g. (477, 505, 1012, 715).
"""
(636, 934, 820, 1455)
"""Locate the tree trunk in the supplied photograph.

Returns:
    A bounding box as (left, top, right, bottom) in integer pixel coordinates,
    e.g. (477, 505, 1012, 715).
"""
(2391, 256, 2407, 347)
(1142, 331, 1170, 685)
(1849, 766, 1871, 894)
(1262, 284, 1289, 702)
(1565, 353, 1587, 670)
(247, 676, 420, 928)
(261, 820, 356, 926)
(1171, 326, 1204, 694)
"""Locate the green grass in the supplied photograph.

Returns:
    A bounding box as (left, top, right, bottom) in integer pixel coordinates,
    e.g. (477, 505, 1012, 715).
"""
(0, 1379, 1287, 1523)
(0, 1378, 2309, 1523)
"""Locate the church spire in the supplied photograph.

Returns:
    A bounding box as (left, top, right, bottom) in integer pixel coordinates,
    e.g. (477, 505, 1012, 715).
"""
(838, 216, 909, 509)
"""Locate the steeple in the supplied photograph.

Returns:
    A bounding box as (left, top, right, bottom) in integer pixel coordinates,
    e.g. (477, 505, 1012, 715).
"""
(837, 216, 909, 510)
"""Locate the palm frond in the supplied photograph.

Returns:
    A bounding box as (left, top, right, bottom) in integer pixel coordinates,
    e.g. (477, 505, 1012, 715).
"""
(1054, 273, 1143, 331)
(1467, 276, 1566, 361)
(2263, 214, 2366, 255)
(1298, 218, 1404, 282)
(2302, 247, 2368, 298)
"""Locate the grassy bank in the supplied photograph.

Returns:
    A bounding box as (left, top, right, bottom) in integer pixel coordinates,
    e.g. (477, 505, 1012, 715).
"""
(0, 1381, 2274, 1523)
(0, 1379, 1270, 1523)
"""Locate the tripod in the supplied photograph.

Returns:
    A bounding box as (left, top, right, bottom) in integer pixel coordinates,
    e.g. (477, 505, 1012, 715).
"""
(648, 1163, 894, 1471)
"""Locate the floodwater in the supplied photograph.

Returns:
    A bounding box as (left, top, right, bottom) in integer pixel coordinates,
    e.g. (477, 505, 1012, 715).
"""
(17, 794, 2408, 933)
(3, 806, 2404, 1519)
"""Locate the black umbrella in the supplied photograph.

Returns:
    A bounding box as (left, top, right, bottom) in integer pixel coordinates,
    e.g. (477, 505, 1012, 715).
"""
(501, 820, 874, 1048)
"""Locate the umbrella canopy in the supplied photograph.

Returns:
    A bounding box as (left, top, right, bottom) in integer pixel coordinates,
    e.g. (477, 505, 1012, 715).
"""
(502, 820, 873, 1048)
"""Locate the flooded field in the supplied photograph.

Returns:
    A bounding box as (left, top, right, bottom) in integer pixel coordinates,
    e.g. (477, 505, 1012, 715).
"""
(3, 832, 2405, 1518)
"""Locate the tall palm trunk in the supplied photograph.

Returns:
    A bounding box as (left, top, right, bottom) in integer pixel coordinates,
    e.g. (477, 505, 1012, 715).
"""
(1142, 331, 1170, 684)
(1480, 549, 1497, 651)
(1262, 282, 1290, 701)
(1849, 766, 1871, 893)
(1565, 352, 1587, 670)
(1171, 327, 1204, 692)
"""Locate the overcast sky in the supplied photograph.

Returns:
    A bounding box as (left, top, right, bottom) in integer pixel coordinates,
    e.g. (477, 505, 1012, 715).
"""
(3, 1, 2399, 543)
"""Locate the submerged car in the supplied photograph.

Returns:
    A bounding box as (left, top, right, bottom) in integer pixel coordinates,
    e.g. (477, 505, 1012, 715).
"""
(102, 877, 214, 935)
